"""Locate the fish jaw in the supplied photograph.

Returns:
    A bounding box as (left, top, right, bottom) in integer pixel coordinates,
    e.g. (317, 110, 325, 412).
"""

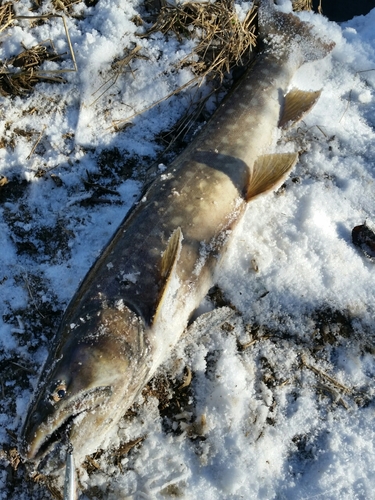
(22, 385, 113, 463)
(21, 303, 151, 466)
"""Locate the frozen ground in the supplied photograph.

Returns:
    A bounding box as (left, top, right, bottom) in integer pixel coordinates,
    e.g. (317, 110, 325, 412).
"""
(0, 0, 375, 499)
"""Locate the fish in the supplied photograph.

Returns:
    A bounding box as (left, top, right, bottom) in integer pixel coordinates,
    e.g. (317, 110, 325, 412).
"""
(20, 0, 334, 470)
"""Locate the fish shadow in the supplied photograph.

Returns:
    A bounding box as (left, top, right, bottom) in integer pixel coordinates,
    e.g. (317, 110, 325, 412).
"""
(193, 150, 249, 196)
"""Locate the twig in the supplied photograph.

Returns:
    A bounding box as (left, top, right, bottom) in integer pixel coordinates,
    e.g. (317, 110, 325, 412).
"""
(10, 361, 35, 374)
(301, 354, 351, 394)
(111, 75, 201, 130)
(22, 273, 46, 319)
(91, 45, 142, 106)
(339, 69, 375, 123)
(26, 125, 46, 160)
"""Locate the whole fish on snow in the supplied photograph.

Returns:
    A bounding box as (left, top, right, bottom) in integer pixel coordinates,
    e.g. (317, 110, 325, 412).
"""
(20, 0, 334, 469)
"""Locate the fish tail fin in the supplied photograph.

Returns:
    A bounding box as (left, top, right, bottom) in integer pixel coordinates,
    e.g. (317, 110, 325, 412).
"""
(257, 0, 335, 64)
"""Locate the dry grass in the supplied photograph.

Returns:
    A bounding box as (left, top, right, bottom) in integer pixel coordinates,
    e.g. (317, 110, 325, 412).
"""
(292, 0, 313, 11)
(292, 0, 324, 13)
(30, 0, 96, 11)
(0, 14, 77, 97)
(146, 0, 257, 81)
(0, 40, 63, 96)
(91, 45, 143, 105)
(113, 1, 257, 130)
(51, 0, 81, 9)
(0, 2, 15, 32)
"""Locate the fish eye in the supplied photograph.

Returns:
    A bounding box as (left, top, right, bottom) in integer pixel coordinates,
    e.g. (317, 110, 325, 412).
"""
(50, 382, 67, 403)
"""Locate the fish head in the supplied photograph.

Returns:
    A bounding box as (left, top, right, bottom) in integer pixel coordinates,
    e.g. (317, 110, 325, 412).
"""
(20, 302, 150, 469)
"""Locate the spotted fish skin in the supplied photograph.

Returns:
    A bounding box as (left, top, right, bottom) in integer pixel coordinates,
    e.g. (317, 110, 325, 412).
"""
(20, 1, 334, 469)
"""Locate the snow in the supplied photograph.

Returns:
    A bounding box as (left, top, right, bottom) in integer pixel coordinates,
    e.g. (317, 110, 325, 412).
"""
(1, 0, 375, 499)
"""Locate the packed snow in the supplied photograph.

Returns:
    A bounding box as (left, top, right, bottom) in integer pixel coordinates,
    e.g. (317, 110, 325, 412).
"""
(1, 0, 375, 499)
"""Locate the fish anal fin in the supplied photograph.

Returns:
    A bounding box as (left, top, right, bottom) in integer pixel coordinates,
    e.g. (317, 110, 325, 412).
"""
(152, 227, 183, 326)
(279, 89, 322, 129)
(246, 153, 298, 202)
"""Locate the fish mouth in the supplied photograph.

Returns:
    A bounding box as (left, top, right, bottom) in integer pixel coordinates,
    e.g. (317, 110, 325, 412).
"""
(25, 385, 113, 463)
(33, 411, 82, 463)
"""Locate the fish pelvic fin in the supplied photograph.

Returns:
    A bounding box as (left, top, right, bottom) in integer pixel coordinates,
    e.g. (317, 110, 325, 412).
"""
(152, 227, 183, 325)
(246, 153, 298, 201)
(279, 89, 322, 129)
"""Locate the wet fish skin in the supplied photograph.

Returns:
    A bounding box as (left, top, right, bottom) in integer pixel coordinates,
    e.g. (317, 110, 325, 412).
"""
(20, 1, 333, 469)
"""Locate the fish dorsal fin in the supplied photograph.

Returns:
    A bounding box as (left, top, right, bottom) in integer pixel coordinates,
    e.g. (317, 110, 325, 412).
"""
(152, 227, 183, 326)
(279, 89, 321, 129)
(246, 153, 298, 202)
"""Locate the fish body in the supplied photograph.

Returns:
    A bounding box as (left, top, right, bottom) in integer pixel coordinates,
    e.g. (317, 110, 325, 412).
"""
(21, 1, 333, 468)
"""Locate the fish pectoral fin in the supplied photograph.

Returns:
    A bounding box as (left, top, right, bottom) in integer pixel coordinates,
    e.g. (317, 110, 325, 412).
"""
(152, 227, 183, 325)
(246, 153, 298, 201)
(279, 89, 322, 129)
